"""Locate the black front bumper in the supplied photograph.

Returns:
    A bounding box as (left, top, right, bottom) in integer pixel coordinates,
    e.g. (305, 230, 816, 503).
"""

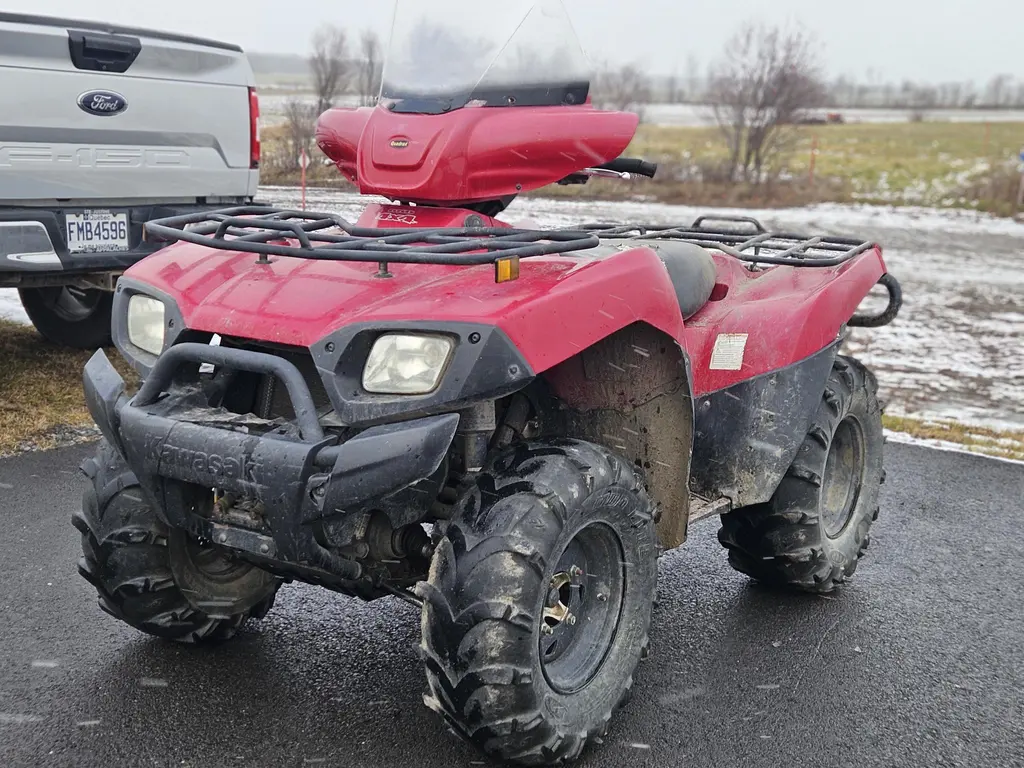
(84, 344, 459, 584)
(0, 201, 255, 278)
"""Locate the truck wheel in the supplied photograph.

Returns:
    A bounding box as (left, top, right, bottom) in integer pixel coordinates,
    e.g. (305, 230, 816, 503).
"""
(72, 441, 279, 643)
(18, 286, 113, 349)
(419, 440, 657, 765)
(718, 355, 884, 593)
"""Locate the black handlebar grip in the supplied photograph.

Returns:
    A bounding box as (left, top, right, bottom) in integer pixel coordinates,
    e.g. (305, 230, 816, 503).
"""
(598, 158, 659, 178)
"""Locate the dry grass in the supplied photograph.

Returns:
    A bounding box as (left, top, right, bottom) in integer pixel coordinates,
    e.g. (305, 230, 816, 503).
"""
(0, 320, 138, 456)
(884, 415, 1024, 462)
(259, 123, 356, 188)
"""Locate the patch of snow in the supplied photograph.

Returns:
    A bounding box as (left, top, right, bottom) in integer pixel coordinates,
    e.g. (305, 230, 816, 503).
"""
(0, 289, 28, 324)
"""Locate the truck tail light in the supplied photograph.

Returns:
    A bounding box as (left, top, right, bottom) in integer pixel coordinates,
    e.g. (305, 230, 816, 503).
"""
(249, 87, 261, 169)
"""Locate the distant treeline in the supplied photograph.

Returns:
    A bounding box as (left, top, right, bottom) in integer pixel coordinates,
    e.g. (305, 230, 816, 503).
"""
(649, 70, 1024, 110)
(249, 50, 1024, 111)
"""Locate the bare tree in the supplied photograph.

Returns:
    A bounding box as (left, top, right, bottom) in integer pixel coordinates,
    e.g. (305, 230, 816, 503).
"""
(962, 82, 978, 108)
(707, 21, 826, 183)
(666, 71, 680, 104)
(356, 30, 384, 107)
(880, 82, 896, 108)
(683, 54, 703, 102)
(593, 63, 653, 116)
(282, 99, 318, 170)
(309, 25, 351, 115)
(830, 75, 853, 107)
(984, 74, 1014, 107)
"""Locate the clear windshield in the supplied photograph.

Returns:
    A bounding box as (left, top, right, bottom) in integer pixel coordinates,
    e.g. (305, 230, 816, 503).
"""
(379, 0, 592, 114)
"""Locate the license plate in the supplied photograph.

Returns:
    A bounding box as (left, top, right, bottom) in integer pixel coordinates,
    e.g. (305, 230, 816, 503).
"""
(65, 211, 130, 254)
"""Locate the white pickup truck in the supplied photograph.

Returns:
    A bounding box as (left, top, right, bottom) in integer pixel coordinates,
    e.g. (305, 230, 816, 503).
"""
(0, 12, 260, 348)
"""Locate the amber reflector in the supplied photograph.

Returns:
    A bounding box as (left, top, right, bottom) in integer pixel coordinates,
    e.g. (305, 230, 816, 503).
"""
(495, 256, 520, 283)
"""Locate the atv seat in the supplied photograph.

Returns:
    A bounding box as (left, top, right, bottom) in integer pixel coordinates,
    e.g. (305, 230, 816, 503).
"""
(637, 239, 717, 319)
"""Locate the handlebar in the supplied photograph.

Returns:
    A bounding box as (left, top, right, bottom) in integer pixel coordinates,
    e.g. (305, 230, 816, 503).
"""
(691, 215, 766, 234)
(595, 158, 659, 179)
(849, 273, 903, 328)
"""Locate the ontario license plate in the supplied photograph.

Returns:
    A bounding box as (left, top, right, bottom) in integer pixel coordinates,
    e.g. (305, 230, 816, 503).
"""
(65, 211, 130, 254)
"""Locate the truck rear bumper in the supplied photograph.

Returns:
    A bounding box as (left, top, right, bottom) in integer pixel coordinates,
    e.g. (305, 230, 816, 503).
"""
(0, 201, 254, 280)
(84, 345, 459, 583)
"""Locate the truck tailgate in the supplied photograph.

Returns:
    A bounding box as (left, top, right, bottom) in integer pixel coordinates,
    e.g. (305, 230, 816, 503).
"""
(0, 14, 257, 204)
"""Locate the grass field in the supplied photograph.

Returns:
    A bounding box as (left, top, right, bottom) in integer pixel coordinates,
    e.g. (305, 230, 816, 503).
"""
(262, 120, 1024, 214)
(630, 121, 1024, 210)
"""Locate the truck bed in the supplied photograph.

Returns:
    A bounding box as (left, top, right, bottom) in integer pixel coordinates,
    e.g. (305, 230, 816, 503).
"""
(0, 12, 259, 205)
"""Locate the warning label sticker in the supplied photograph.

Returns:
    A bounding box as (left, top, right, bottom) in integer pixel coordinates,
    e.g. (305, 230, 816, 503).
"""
(709, 333, 748, 371)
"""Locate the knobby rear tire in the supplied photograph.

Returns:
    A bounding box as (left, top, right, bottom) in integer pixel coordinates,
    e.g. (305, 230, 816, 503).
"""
(718, 355, 885, 593)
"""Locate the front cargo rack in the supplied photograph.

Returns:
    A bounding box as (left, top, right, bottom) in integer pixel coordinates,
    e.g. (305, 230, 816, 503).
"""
(144, 206, 601, 277)
(145, 207, 878, 273)
(580, 214, 878, 267)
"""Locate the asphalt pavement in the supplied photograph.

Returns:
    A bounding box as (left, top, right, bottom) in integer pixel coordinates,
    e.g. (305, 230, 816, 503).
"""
(1, 442, 1022, 768)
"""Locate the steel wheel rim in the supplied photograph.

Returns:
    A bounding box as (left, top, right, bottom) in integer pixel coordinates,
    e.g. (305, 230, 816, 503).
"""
(177, 533, 252, 583)
(821, 416, 866, 538)
(538, 522, 625, 695)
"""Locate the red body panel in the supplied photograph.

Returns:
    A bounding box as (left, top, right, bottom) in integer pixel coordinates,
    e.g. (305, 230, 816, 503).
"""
(315, 105, 638, 204)
(126, 236, 685, 371)
(126, 205, 887, 397)
(682, 252, 884, 394)
(355, 203, 509, 230)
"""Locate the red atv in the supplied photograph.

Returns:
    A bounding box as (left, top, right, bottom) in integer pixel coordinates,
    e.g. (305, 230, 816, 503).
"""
(75, 2, 901, 764)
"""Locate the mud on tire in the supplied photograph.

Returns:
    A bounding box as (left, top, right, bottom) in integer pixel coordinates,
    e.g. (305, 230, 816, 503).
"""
(418, 439, 657, 765)
(73, 440, 279, 643)
(718, 355, 884, 593)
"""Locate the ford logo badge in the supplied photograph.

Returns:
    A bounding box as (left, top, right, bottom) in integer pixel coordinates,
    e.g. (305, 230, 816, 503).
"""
(77, 90, 128, 117)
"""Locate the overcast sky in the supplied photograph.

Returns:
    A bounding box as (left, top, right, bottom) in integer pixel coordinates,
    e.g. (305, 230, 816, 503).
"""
(6, 0, 1021, 83)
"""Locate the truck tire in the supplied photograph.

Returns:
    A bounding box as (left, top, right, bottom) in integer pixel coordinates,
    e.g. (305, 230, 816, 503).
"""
(419, 440, 657, 766)
(18, 286, 113, 349)
(72, 440, 279, 643)
(718, 355, 884, 593)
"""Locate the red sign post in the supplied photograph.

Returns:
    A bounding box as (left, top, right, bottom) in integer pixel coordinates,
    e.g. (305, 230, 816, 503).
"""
(809, 135, 819, 185)
(300, 148, 309, 210)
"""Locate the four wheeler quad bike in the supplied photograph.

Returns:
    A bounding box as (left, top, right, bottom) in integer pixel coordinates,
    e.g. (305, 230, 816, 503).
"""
(73, 1, 902, 764)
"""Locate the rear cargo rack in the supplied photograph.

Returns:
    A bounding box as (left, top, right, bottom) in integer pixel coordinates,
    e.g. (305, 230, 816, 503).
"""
(144, 206, 600, 276)
(580, 214, 878, 267)
(145, 207, 877, 273)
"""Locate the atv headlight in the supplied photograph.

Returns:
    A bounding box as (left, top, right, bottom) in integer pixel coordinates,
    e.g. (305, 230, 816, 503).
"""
(126, 295, 166, 355)
(362, 334, 454, 395)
